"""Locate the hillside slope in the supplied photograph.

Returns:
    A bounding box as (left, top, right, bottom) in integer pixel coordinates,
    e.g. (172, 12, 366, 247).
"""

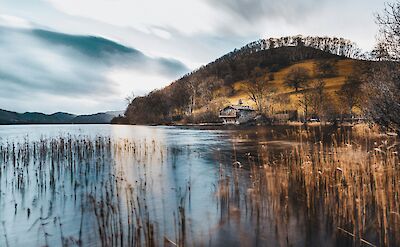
(122, 36, 374, 125)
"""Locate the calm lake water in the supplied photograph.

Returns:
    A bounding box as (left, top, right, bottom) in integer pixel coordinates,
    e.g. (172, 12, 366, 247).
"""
(0, 124, 398, 247)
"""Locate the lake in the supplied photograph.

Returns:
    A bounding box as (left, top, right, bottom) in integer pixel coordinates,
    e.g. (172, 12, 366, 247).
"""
(0, 124, 398, 247)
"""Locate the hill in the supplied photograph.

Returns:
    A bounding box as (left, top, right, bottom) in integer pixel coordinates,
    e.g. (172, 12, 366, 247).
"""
(72, 113, 115, 124)
(121, 36, 375, 125)
(0, 109, 120, 125)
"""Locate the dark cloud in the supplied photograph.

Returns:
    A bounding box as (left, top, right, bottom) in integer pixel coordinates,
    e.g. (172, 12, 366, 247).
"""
(32, 29, 142, 60)
(29, 28, 188, 74)
(0, 26, 189, 113)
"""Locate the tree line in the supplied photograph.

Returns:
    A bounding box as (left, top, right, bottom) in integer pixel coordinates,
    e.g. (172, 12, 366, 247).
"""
(231, 35, 364, 60)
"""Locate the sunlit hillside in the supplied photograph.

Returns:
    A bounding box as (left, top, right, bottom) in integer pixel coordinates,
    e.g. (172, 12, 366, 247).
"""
(197, 59, 362, 115)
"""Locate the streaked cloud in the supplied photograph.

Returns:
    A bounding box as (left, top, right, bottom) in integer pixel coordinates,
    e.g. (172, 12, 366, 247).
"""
(43, 0, 381, 50)
(0, 14, 33, 28)
(47, 0, 219, 35)
(0, 26, 189, 114)
(206, 0, 321, 23)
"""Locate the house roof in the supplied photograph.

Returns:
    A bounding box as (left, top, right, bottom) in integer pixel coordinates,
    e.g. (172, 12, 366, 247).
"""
(222, 105, 255, 111)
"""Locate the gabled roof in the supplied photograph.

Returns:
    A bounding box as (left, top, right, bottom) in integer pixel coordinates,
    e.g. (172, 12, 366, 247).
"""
(222, 105, 255, 111)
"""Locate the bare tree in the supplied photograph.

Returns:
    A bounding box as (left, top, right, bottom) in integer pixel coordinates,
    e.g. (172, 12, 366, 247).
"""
(298, 90, 313, 122)
(299, 79, 326, 122)
(186, 80, 198, 115)
(376, 2, 400, 60)
(363, 63, 400, 131)
(363, 1, 400, 132)
(371, 42, 391, 61)
(337, 75, 363, 116)
(285, 67, 311, 92)
(309, 79, 326, 118)
(170, 82, 191, 115)
(125, 92, 135, 106)
(245, 68, 276, 113)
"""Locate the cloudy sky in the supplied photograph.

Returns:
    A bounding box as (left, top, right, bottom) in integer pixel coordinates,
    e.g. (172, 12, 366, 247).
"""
(0, 0, 384, 114)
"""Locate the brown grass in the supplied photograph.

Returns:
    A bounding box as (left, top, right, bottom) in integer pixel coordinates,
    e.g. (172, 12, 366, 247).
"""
(215, 127, 399, 246)
(215, 59, 358, 112)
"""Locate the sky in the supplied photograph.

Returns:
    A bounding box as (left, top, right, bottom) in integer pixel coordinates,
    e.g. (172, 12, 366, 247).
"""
(0, 0, 385, 114)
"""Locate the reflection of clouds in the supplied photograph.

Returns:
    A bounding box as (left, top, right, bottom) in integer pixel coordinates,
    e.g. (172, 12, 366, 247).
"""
(0, 26, 188, 114)
(109, 125, 167, 142)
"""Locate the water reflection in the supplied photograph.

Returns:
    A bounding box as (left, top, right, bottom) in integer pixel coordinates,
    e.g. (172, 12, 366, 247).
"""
(0, 124, 398, 246)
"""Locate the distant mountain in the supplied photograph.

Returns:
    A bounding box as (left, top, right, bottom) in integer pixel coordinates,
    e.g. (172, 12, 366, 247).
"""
(72, 113, 116, 124)
(48, 112, 77, 122)
(105, 111, 124, 117)
(0, 109, 122, 125)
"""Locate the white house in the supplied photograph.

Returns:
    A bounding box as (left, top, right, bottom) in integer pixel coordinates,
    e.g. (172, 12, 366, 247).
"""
(219, 101, 256, 125)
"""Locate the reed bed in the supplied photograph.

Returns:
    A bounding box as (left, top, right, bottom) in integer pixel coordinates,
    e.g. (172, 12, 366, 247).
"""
(0, 135, 192, 247)
(217, 127, 399, 246)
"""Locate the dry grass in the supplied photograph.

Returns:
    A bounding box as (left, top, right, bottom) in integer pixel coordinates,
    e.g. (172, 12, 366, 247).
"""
(220, 59, 358, 111)
(216, 127, 400, 246)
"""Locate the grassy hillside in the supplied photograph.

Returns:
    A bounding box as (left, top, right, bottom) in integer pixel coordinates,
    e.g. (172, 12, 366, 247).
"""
(196, 58, 361, 114)
(122, 40, 373, 125)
